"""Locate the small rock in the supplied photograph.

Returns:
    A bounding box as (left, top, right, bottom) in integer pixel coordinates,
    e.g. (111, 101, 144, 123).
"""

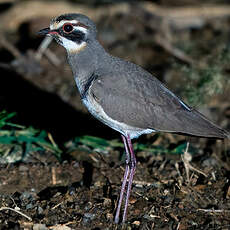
(19, 165, 29, 172)
(84, 212, 96, 220)
(26, 203, 33, 210)
(103, 198, 111, 207)
(62, 160, 68, 165)
(84, 202, 93, 211)
(20, 191, 32, 200)
(132, 220, 140, 226)
(202, 158, 217, 167)
(37, 206, 43, 214)
(73, 161, 79, 168)
(51, 226, 72, 230)
(83, 212, 96, 223)
(33, 224, 48, 230)
(106, 213, 113, 221)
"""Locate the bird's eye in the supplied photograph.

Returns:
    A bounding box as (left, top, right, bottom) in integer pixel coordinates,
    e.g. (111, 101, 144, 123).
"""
(63, 24, 73, 33)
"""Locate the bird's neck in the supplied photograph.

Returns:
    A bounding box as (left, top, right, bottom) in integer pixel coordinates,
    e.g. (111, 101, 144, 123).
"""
(67, 39, 109, 95)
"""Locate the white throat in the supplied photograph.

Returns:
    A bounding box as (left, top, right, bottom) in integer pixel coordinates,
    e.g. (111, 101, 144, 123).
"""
(61, 37, 86, 53)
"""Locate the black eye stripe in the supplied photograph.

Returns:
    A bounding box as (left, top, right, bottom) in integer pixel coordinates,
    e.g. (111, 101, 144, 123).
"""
(66, 30, 85, 43)
(58, 29, 85, 44)
(50, 25, 86, 44)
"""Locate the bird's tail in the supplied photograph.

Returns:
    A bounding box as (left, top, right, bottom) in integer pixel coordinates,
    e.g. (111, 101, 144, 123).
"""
(166, 109, 229, 139)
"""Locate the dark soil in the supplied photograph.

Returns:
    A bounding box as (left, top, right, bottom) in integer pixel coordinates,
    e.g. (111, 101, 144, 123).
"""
(0, 137, 230, 229)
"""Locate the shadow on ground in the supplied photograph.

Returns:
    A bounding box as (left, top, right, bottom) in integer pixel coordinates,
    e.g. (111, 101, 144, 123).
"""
(0, 67, 116, 144)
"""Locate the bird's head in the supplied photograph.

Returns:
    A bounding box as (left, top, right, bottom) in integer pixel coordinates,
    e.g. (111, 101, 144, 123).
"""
(38, 13, 97, 53)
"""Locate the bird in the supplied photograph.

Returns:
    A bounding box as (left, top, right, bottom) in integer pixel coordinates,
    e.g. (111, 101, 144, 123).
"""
(38, 13, 229, 223)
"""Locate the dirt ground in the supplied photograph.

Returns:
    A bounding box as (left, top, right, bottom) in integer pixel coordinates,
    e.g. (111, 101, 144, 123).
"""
(0, 1, 230, 229)
(0, 137, 230, 229)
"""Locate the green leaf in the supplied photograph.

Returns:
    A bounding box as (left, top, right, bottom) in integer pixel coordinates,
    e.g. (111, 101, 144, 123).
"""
(0, 110, 62, 162)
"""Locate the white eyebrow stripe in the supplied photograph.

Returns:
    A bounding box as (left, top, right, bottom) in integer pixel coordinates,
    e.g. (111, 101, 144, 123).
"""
(50, 20, 78, 30)
(73, 26, 88, 33)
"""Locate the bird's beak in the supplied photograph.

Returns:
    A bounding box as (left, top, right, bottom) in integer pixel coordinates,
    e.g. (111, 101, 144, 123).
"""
(38, 27, 50, 36)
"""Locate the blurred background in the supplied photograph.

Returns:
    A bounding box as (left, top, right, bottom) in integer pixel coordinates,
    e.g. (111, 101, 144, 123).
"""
(0, 1, 230, 229)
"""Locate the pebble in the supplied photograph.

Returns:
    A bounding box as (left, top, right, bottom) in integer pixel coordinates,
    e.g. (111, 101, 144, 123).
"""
(73, 161, 79, 168)
(33, 224, 48, 230)
(84, 212, 96, 220)
(132, 220, 140, 226)
(26, 203, 33, 210)
(202, 158, 217, 167)
(84, 202, 93, 211)
(103, 198, 111, 207)
(106, 213, 113, 221)
(19, 165, 29, 172)
(83, 212, 96, 223)
(37, 206, 43, 215)
(20, 191, 33, 200)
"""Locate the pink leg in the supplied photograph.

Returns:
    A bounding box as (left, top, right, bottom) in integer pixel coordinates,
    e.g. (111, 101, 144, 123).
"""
(114, 135, 130, 224)
(122, 134, 136, 223)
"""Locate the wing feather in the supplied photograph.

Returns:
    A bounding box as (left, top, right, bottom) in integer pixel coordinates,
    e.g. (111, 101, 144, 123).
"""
(90, 61, 229, 138)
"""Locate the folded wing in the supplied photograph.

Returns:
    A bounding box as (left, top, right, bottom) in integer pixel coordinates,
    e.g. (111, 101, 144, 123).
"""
(90, 61, 229, 139)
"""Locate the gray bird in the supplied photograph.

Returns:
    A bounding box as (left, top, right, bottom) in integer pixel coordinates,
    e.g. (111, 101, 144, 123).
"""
(38, 13, 229, 223)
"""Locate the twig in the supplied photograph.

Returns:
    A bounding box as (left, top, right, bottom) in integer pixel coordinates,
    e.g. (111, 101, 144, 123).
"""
(0, 0, 17, 3)
(141, 3, 230, 29)
(47, 132, 58, 149)
(44, 48, 61, 66)
(154, 34, 195, 65)
(181, 142, 207, 184)
(198, 208, 230, 213)
(2, 2, 230, 32)
(182, 142, 191, 182)
(134, 191, 149, 201)
(176, 222, 181, 230)
(35, 36, 61, 66)
(133, 180, 153, 187)
(0, 207, 32, 221)
(51, 166, 57, 185)
(89, 154, 99, 163)
(187, 162, 208, 178)
(0, 36, 22, 59)
(35, 36, 53, 60)
(48, 222, 75, 229)
(51, 202, 63, 210)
